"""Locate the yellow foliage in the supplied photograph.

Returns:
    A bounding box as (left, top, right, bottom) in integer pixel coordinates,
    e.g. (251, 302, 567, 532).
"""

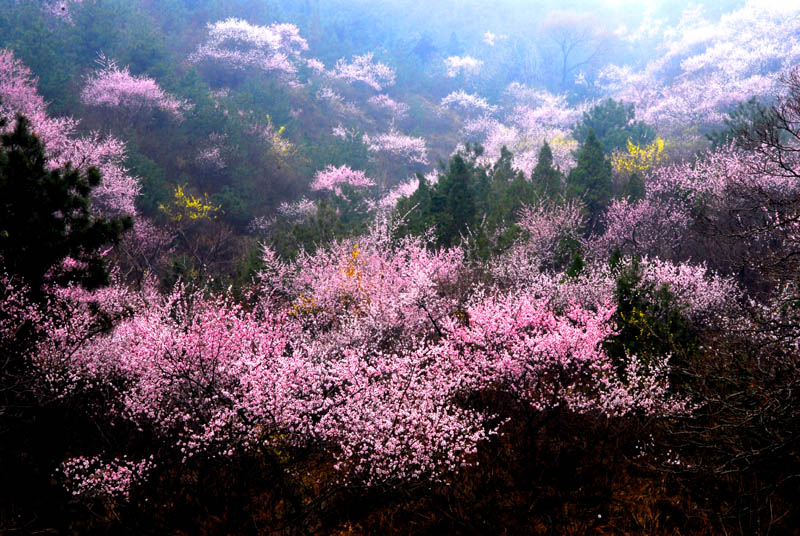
(290, 245, 368, 319)
(159, 185, 221, 222)
(289, 292, 320, 318)
(265, 114, 294, 155)
(551, 136, 578, 151)
(612, 138, 665, 174)
(344, 243, 361, 280)
(341, 243, 371, 312)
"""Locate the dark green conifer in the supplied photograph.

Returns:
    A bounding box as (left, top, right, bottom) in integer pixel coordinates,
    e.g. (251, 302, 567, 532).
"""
(531, 141, 564, 198)
(436, 153, 476, 246)
(567, 129, 612, 226)
(0, 115, 130, 292)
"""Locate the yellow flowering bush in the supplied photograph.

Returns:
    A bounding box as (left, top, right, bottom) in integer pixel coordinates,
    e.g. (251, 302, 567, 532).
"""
(612, 138, 665, 174)
(159, 185, 221, 222)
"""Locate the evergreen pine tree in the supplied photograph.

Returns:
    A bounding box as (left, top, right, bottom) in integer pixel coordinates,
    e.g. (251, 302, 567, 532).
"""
(436, 153, 476, 246)
(567, 129, 612, 226)
(572, 98, 655, 154)
(489, 146, 535, 226)
(531, 142, 564, 198)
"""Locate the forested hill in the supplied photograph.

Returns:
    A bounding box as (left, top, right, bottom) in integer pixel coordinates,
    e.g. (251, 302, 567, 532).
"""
(1, 1, 800, 534)
(2, 0, 798, 276)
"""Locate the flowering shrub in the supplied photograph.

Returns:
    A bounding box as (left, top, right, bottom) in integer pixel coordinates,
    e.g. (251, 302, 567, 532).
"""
(81, 56, 190, 120)
(444, 56, 483, 78)
(611, 138, 665, 174)
(331, 53, 396, 91)
(189, 19, 309, 81)
(364, 130, 429, 166)
(310, 165, 375, 196)
(158, 186, 221, 222)
(59, 456, 154, 502)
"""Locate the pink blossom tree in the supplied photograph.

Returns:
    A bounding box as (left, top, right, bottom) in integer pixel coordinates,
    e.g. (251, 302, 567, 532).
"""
(591, 197, 690, 259)
(364, 130, 429, 166)
(189, 19, 309, 83)
(441, 90, 497, 115)
(310, 165, 375, 196)
(7, 207, 695, 506)
(444, 56, 483, 78)
(330, 53, 396, 91)
(81, 56, 190, 121)
(367, 94, 409, 122)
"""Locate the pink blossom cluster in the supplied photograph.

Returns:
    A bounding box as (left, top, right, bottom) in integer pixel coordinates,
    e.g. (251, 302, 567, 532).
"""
(648, 146, 797, 204)
(461, 114, 501, 139)
(636, 257, 739, 319)
(0, 275, 44, 351)
(649, 144, 800, 276)
(511, 101, 584, 132)
(34, 229, 485, 486)
(593, 143, 800, 264)
(504, 85, 586, 129)
(476, 122, 576, 177)
(453, 86, 581, 177)
(504, 82, 554, 105)
(317, 87, 359, 116)
(444, 56, 483, 78)
(376, 177, 421, 210)
(331, 123, 359, 141)
(245, 216, 275, 237)
(364, 130, 429, 166)
(279, 197, 317, 219)
(17, 211, 696, 496)
(311, 165, 375, 196)
(30, 276, 143, 399)
(317, 86, 345, 106)
(304, 58, 326, 75)
(492, 203, 737, 325)
(330, 53, 396, 91)
(81, 56, 190, 120)
(59, 456, 154, 501)
(443, 292, 685, 416)
(517, 199, 585, 258)
(592, 197, 690, 259)
(441, 90, 497, 115)
(189, 19, 309, 81)
(196, 145, 226, 170)
(367, 94, 409, 121)
(116, 219, 174, 278)
(739, 282, 800, 354)
(491, 200, 587, 287)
